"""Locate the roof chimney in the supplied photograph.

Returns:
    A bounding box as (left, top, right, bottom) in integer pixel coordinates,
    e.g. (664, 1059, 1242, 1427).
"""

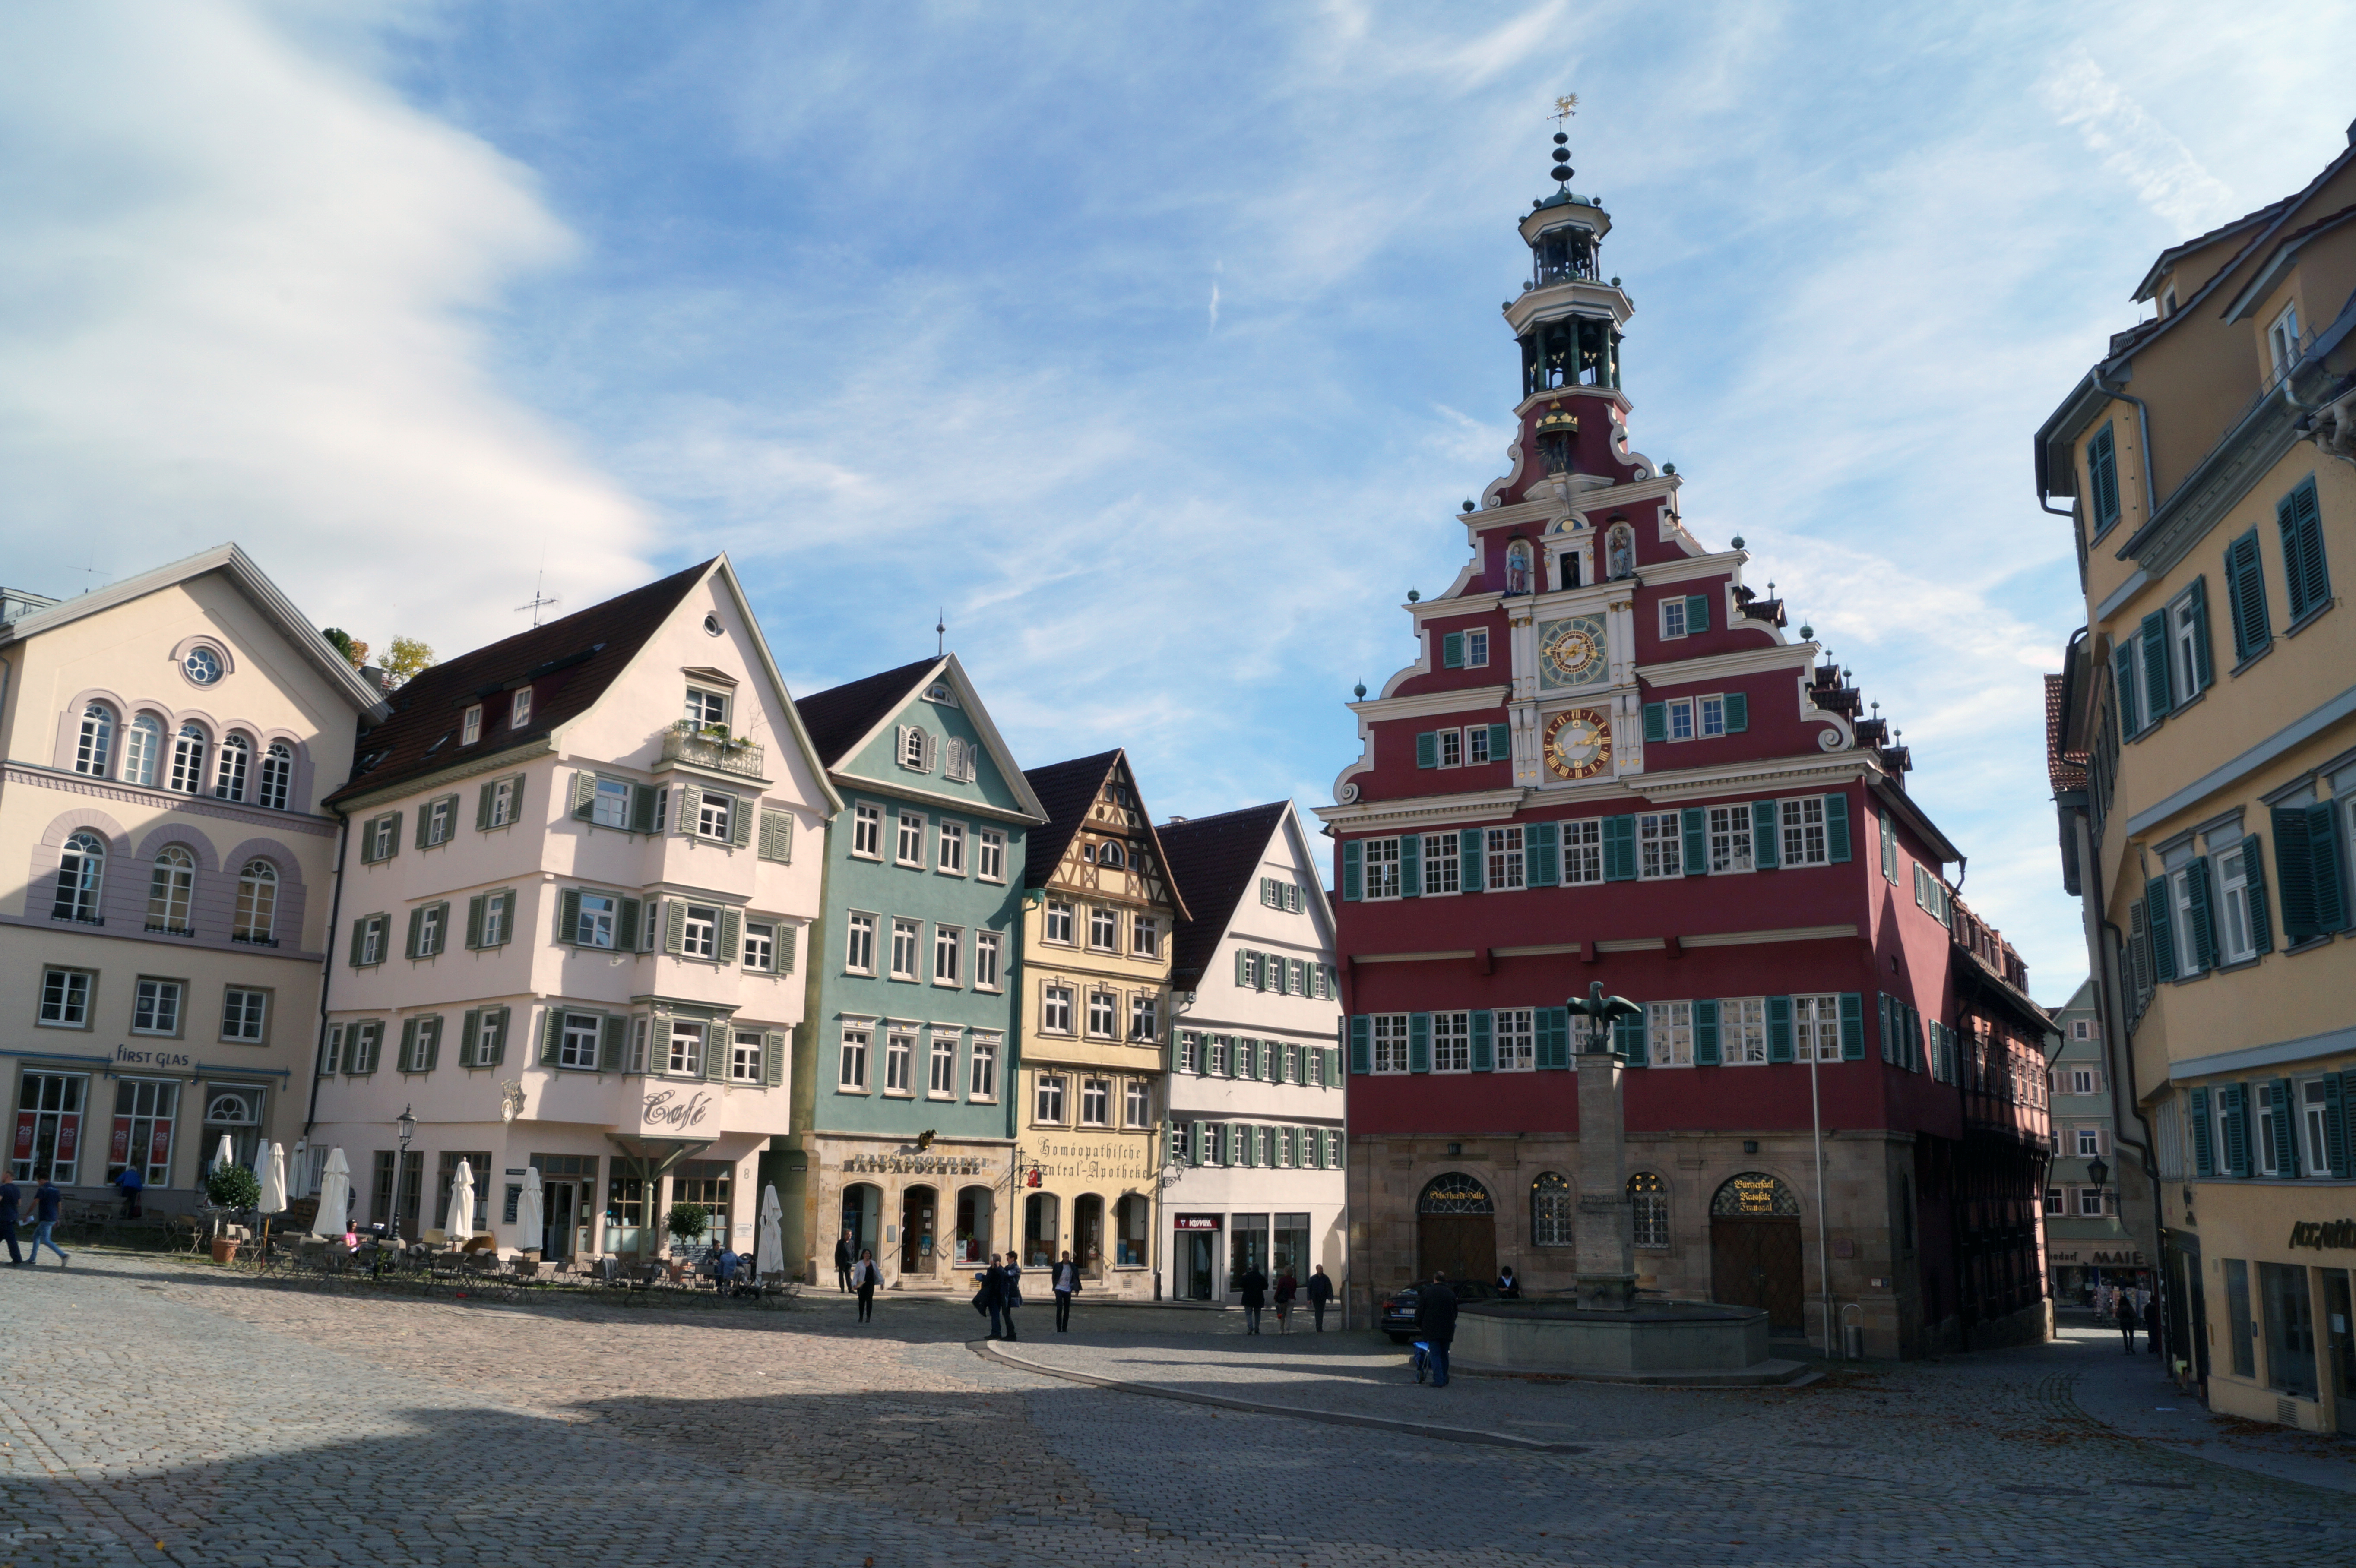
(358, 664, 389, 694)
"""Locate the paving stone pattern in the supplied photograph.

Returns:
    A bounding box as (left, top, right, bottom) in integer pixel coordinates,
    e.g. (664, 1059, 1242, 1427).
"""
(0, 1252, 2347, 1567)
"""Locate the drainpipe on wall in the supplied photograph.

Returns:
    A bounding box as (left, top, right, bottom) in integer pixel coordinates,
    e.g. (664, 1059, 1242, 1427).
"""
(301, 814, 352, 1144)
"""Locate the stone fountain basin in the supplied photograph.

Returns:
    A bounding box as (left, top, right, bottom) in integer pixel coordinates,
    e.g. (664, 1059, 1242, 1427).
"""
(1451, 1299, 1789, 1381)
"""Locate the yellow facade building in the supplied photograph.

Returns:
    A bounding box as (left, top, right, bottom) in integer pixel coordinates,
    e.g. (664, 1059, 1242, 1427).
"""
(2040, 126, 2356, 1434)
(1012, 750, 1185, 1299)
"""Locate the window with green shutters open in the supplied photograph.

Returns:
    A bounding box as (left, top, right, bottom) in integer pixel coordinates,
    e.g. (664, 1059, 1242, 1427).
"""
(2087, 421, 2121, 539)
(1438, 629, 1490, 669)
(1659, 593, 1713, 639)
(466, 889, 517, 950)
(1416, 723, 1510, 768)
(2278, 477, 2332, 628)
(457, 1006, 510, 1069)
(2223, 529, 2273, 665)
(1641, 693, 1746, 743)
(2271, 802, 2349, 945)
(573, 771, 664, 834)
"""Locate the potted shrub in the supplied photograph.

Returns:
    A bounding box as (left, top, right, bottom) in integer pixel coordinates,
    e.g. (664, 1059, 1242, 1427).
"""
(206, 1163, 260, 1263)
(665, 1201, 709, 1245)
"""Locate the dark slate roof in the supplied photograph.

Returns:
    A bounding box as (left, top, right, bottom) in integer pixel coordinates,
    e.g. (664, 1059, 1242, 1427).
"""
(326, 560, 713, 810)
(794, 657, 940, 769)
(1021, 750, 1123, 885)
(1158, 802, 1289, 990)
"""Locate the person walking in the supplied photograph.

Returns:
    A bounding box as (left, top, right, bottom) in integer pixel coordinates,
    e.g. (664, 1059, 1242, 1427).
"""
(30, 1178, 69, 1267)
(1052, 1250, 1081, 1333)
(852, 1249, 882, 1322)
(1273, 1268, 1298, 1333)
(979, 1254, 1008, 1340)
(2114, 1288, 2138, 1353)
(0, 1174, 22, 1267)
(1237, 1261, 1269, 1334)
(1306, 1265, 1334, 1331)
(2144, 1292, 2163, 1356)
(114, 1163, 144, 1221)
(1002, 1253, 1024, 1342)
(1416, 1272, 1459, 1388)
(835, 1232, 855, 1293)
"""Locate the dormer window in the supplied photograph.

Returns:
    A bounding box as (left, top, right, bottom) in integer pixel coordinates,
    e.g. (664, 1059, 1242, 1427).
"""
(509, 688, 533, 730)
(461, 705, 481, 745)
(2268, 302, 2302, 378)
(1100, 841, 1126, 870)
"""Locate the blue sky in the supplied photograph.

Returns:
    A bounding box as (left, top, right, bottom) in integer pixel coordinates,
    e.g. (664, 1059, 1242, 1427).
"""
(7, 2, 2354, 1004)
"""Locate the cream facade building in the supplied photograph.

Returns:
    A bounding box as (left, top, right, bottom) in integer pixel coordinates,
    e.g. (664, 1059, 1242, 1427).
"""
(2041, 126, 2356, 1433)
(307, 558, 837, 1259)
(2, 547, 382, 1213)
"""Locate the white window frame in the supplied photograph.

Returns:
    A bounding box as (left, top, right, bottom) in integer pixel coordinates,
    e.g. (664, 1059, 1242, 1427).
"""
(1466, 725, 1492, 764)
(38, 967, 93, 1029)
(1131, 914, 1159, 957)
(838, 1027, 871, 1091)
(2302, 1078, 2334, 1176)
(1486, 825, 1525, 890)
(1042, 984, 1074, 1035)
(667, 1021, 704, 1077)
(2169, 864, 2204, 975)
(509, 688, 532, 730)
(2268, 301, 2301, 377)
(852, 803, 882, 859)
(1647, 1000, 1694, 1067)
(884, 1031, 915, 1096)
(1086, 989, 1118, 1039)
(889, 918, 921, 981)
(1465, 628, 1489, 668)
(845, 911, 877, 975)
(1708, 806, 1752, 874)
(975, 930, 1002, 991)
(1666, 698, 1694, 743)
(1698, 695, 1726, 738)
(1043, 899, 1074, 945)
(2215, 840, 2258, 966)
(895, 812, 925, 867)
(133, 978, 183, 1036)
(1637, 812, 1682, 879)
(928, 1034, 958, 1098)
(486, 776, 517, 829)
(742, 921, 775, 974)
(1438, 727, 1463, 768)
(558, 1012, 599, 1069)
(1130, 992, 1158, 1043)
(1363, 837, 1401, 900)
(590, 777, 630, 830)
(933, 923, 963, 986)
(681, 904, 719, 960)
(936, 819, 966, 875)
(1793, 993, 1842, 1063)
(1125, 1078, 1151, 1128)
(2077, 1186, 2108, 1217)
(685, 686, 728, 729)
(575, 892, 618, 950)
(1780, 797, 1829, 867)
(1724, 996, 1767, 1065)
(696, 790, 735, 842)
(1563, 818, 1602, 885)
(1661, 597, 1688, 639)
(1422, 831, 1461, 895)
(969, 1036, 998, 1100)
(731, 1029, 763, 1084)
(1431, 1011, 1471, 1074)
(1087, 905, 1118, 952)
(1495, 1008, 1535, 1072)
(1034, 1072, 1067, 1125)
(1371, 1013, 1410, 1075)
(1080, 1076, 1111, 1127)
(461, 705, 481, 745)
(977, 828, 1005, 882)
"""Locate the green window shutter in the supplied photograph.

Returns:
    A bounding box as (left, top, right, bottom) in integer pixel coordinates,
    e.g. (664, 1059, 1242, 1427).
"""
(1188, 1121, 1206, 1165)
(349, 918, 367, 967)
(1616, 1011, 1646, 1067)
(1460, 828, 1485, 892)
(630, 784, 658, 834)
(1751, 801, 1780, 869)
(1685, 594, 1710, 633)
(1235, 948, 1251, 987)
(730, 798, 754, 847)
(1839, 993, 1865, 1060)
(2325, 1075, 2351, 1179)
(1401, 832, 1422, 897)
(2272, 807, 2321, 938)
(706, 1024, 729, 1082)
(404, 907, 424, 960)
(1910, 1007, 1925, 1073)
(1694, 999, 1720, 1065)
(1416, 731, 1438, 768)
(1682, 807, 1707, 875)
(2269, 1079, 2299, 1175)
(540, 1008, 564, 1065)
(1488, 722, 1511, 760)
(2088, 423, 2120, 534)
(1642, 703, 1667, 743)
(2145, 876, 2177, 980)
(1536, 1008, 1568, 1069)
(2139, 611, 2172, 719)
(1602, 815, 1636, 881)
(758, 810, 790, 862)
(570, 771, 597, 821)
(475, 783, 493, 831)
(678, 783, 701, 833)
(1470, 1010, 1493, 1071)
(398, 1017, 420, 1073)
(2185, 576, 2215, 690)
(1824, 794, 1851, 862)
(765, 1030, 786, 1087)
(430, 902, 450, 955)
(718, 908, 741, 963)
(2187, 1086, 2214, 1176)
(617, 897, 642, 952)
(558, 889, 582, 947)
(1881, 807, 1899, 882)
(599, 1015, 626, 1073)
(466, 894, 486, 951)
(1767, 996, 1793, 1062)
(1408, 1013, 1431, 1073)
(386, 812, 401, 857)
(2111, 641, 2140, 739)
(506, 774, 526, 820)
(2226, 532, 2271, 659)
(2307, 803, 2348, 933)
(1342, 840, 1362, 901)
(414, 807, 430, 850)
(665, 899, 687, 955)
(776, 925, 798, 974)
(1878, 994, 1895, 1063)
(1527, 821, 1559, 886)
(1349, 1016, 1371, 1075)
(2240, 833, 2273, 954)
(1723, 692, 1748, 733)
(2221, 1084, 2251, 1177)
(2185, 859, 2217, 973)
(2281, 480, 2330, 620)
(1442, 632, 1465, 668)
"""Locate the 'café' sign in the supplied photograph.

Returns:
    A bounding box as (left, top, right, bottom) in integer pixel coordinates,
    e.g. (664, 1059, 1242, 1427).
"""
(2289, 1219, 2356, 1251)
(642, 1089, 713, 1130)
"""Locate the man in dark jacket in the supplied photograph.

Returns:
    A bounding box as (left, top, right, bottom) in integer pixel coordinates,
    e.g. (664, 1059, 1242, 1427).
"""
(2114, 1289, 2139, 1353)
(1001, 1255, 1023, 1341)
(1236, 1264, 1269, 1334)
(1416, 1272, 1460, 1387)
(1306, 1265, 1334, 1331)
(1051, 1250, 1081, 1332)
(114, 1163, 144, 1220)
(834, 1233, 854, 1293)
(0, 1175, 22, 1267)
(981, 1255, 1008, 1340)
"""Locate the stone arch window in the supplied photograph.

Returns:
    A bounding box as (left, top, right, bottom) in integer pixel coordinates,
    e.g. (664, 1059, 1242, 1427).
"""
(214, 732, 252, 802)
(233, 859, 279, 945)
(146, 845, 196, 934)
(1417, 1172, 1494, 1214)
(123, 713, 163, 787)
(1530, 1171, 1574, 1247)
(1629, 1171, 1670, 1249)
(1710, 1171, 1800, 1217)
(76, 703, 116, 776)
(257, 742, 294, 811)
(52, 831, 106, 923)
(168, 723, 208, 795)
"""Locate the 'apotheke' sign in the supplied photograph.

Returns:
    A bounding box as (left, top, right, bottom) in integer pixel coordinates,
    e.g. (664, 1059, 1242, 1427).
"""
(2288, 1220, 2356, 1251)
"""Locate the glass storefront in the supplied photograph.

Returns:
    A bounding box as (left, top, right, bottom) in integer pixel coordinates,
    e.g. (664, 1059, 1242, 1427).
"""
(1174, 1215, 1219, 1300)
(1273, 1212, 1311, 1282)
(108, 1079, 178, 1186)
(13, 1072, 89, 1183)
(1229, 1213, 1269, 1285)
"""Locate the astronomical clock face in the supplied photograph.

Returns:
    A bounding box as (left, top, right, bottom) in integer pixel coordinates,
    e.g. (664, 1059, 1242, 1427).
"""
(1536, 615, 1608, 689)
(1544, 709, 1613, 781)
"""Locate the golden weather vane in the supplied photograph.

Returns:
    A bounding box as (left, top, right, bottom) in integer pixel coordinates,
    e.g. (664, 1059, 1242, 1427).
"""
(1552, 94, 1579, 129)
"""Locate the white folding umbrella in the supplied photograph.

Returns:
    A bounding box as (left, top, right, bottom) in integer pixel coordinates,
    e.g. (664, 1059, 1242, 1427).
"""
(313, 1148, 352, 1237)
(756, 1183, 785, 1279)
(515, 1167, 545, 1254)
(215, 1132, 237, 1175)
(445, 1158, 477, 1241)
(256, 1142, 288, 1214)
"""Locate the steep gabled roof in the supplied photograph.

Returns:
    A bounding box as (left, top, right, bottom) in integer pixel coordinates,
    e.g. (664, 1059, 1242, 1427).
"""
(326, 560, 711, 810)
(1159, 801, 1291, 990)
(2132, 195, 2296, 303)
(795, 657, 941, 768)
(1023, 748, 1190, 918)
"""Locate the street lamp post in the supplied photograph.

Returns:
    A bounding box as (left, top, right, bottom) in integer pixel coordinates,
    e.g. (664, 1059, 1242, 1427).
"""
(393, 1105, 416, 1242)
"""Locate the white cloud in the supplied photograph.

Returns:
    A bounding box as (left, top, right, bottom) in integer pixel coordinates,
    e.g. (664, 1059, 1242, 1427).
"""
(2040, 47, 2237, 231)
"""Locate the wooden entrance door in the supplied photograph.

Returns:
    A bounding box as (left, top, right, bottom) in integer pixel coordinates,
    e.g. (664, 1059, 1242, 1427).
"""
(900, 1186, 936, 1274)
(1710, 1217, 1803, 1330)
(1418, 1215, 1497, 1285)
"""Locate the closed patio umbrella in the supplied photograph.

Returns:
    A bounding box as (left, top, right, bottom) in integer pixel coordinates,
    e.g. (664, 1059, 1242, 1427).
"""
(313, 1148, 352, 1237)
(214, 1132, 236, 1175)
(255, 1142, 288, 1248)
(445, 1158, 476, 1241)
(755, 1184, 784, 1279)
(515, 1167, 545, 1255)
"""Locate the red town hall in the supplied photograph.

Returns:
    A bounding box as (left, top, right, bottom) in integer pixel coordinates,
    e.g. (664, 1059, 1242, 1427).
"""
(1320, 140, 2056, 1359)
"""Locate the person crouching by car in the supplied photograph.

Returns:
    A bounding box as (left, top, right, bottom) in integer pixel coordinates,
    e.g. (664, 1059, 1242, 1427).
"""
(1416, 1272, 1459, 1387)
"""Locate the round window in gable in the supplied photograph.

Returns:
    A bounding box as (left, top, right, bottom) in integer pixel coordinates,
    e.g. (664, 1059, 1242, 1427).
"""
(703, 613, 722, 636)
(183, 646, 224, 686)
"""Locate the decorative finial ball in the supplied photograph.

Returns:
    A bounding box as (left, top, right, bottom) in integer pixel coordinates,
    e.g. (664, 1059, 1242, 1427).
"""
(1461, 499, 1475, 514)
(1610, 276, 1621, 287)
(1533, 198, 1544, 210)
(1554, 132, 1568, 145)
(1406, 589, 1420, 603)
(1662, 462, 1676, 476)
(1800, 623, 1815, 640)
(1731, 534, 1745, 550)
(1353, 682, 1367, 700)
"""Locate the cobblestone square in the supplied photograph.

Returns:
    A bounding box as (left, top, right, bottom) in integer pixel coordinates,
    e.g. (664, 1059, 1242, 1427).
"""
(2, 1251, 2349, 1567)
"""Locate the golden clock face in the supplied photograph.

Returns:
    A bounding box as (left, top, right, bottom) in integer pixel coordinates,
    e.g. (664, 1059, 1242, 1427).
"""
(1538, 616, 1607, 686)
(1545, 708, 1613, 781)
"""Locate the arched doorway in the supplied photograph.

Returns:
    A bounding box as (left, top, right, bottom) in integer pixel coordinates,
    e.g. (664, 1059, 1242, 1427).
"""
(1710, 1172, 1803, 1331)
(1072, 1193, 1105, 1277)
(840, 1183, 880, 1271)
(900, 1185, 937, 1274)
(1417, 1173, 1496, 1285)
(1023, 1192, 1059, 1268)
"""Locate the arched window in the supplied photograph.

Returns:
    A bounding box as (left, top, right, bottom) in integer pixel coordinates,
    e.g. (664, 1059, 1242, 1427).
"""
(168, 724, 207, 794)
(1629, 1172, 1670, 1249)
(213, 733, 252, 802)
(51, 831, 105, 923)
(1506, 540, 1533, 595)
(1530, 1171, 1574, 1247)
(146, 846, 196, 934)
(257, 742, 293, 811)
(1416, 1172, 1494, 1214)
(1100, 841, 1125, 869)
(233, 860, 278, 945)
(76, 704, 116, 776)
(123, 714, 163, 787)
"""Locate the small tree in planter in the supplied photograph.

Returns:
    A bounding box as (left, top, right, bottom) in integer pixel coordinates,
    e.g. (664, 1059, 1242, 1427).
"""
(665, 1201, 710, 1257)
(205, 1163, 261, 1260)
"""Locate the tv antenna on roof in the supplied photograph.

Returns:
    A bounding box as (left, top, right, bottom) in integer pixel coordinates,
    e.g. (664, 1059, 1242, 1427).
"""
(516, 570, 559, 627)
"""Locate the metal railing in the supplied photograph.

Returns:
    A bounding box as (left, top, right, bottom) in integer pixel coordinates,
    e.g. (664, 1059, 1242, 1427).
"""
(661, 721, 764, 778)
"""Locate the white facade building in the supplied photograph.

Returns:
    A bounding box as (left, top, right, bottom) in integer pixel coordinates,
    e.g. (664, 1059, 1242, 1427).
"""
(1159, 803, 1345, 1309)
(307, 558, 838, 1260)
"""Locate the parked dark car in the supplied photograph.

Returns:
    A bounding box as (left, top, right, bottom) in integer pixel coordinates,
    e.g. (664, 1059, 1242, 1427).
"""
(1381, 1278, 1495, 1342)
